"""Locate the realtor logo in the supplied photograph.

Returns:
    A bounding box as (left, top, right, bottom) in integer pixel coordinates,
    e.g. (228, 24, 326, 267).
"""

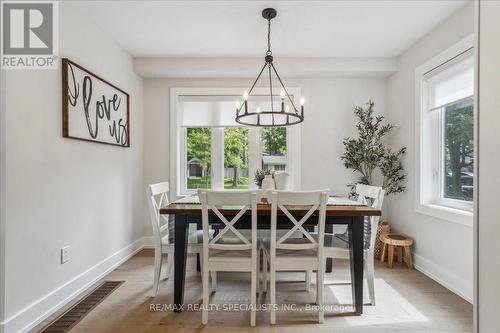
(1, 1, 58, 69)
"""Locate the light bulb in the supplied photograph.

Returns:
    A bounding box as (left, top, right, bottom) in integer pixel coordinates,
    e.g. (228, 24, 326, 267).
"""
(300, 97, 305, 106)
(243, 91, 249, 100)
(280, 89, 286, 99)
(235, 101, 241, 109)
(285, 105, 290, 113)
(256, 107, 261, 113)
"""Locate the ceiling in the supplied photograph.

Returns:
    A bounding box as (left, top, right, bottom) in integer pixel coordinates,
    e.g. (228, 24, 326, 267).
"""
(73, 0, 469, 58)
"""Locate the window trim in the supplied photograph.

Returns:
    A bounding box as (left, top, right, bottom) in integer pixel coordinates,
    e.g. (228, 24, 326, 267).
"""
(414, 34, 474, 227)
(170, 87, 302, 199)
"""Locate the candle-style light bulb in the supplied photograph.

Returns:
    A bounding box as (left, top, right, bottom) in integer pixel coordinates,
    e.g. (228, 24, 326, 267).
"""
(256, 107, 261, 113)
(300, 97, 305, 106)
(235, 101, 241, 116)
(243, 92, 248, 114)
(285, 105, 290, 113)
(280, 89, 285, 112)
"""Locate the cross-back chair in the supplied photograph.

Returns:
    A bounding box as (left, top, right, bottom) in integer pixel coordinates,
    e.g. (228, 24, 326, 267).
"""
(323, 183, 385, 305)
(199, 190, 260, 326)
(262, 190, 329, 324)
(147, 181, 215, 297)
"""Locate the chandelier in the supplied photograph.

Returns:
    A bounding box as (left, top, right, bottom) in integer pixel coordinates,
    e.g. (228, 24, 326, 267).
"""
(235, 8, 304, 127)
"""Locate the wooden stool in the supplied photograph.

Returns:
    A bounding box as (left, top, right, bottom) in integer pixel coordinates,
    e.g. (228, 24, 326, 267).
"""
(380, 233, 414, 269)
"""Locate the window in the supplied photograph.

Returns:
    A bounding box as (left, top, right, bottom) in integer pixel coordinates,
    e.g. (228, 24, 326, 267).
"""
(224, 128, 249, 189)
(173, 89, 301, 196)
(261, 127, 287, 171)
(186, 128, 212, 190)
(182, 125, 288, 193)
(416, 37, 474, 224)
(442, 98, 474, 202)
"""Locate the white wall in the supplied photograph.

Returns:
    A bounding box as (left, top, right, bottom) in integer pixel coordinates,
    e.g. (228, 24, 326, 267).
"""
(143, 77, 387, 231)
(385, 3, 474, 301)
(477, 0, 500, 331)
(1, 2, 144, 332)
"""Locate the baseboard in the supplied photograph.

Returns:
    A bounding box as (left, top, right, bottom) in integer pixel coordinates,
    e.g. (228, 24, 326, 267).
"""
(142, 236, 155, 249)
(413, 252, 473, 303)
(0, 237, 150, 333)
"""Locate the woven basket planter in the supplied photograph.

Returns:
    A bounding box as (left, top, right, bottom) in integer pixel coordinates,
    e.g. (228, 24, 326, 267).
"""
(374, 220, 391, 259)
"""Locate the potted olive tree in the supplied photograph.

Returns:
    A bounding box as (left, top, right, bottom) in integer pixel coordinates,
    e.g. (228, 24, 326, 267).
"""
(341, 100, 406, 258)
(341, 100, 406, 196)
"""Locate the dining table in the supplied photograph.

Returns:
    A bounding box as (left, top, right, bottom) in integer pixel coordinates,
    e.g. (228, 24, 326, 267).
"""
(160, 196, 381, 315)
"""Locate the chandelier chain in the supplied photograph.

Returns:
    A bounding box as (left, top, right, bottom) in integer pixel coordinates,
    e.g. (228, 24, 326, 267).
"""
(266, 19, 272, 56)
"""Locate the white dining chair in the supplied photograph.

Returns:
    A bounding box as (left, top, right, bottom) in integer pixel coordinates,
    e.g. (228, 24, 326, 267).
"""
(262, 190, 329, 324)
(322, 184, 385, 306)
(199, 190, 260, 326)
(147, 181, 215, 297)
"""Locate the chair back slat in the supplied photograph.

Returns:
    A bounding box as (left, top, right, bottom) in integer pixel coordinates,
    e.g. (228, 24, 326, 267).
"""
(199, 190, 258, 252)
(149, 182, 170, 197)
(355, 184, 385, 251)
(269, 190, 329, 253)
(147, 182, 171, 248)
(275, 190, 328, 205)
(202, 190, 261, 206)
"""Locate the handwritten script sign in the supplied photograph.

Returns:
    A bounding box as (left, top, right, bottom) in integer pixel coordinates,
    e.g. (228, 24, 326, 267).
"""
(62, 58, 130, 147)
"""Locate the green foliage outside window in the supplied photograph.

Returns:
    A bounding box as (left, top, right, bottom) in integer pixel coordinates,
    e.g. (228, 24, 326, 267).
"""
(444, 98, 474, 201)
(186, 128, 211, 189)
(261, 127, 286, 156)
(224, 128, 249, 188)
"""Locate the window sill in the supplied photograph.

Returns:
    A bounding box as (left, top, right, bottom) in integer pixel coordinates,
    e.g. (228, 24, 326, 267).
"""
(415, 203, 473, 227)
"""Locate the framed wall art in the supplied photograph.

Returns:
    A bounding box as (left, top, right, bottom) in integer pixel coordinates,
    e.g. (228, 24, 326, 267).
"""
(62, 58, 130, 147)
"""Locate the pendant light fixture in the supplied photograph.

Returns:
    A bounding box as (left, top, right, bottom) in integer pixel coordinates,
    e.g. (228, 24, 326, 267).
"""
(235, 8, 304, 127)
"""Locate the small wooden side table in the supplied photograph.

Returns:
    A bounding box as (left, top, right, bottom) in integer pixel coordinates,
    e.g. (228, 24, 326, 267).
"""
(380, 233, 414, 269)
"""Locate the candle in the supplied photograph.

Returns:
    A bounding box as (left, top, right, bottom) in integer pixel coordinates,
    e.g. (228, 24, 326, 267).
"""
(280, 89, 285, 112)
(243, 92, 249, 114)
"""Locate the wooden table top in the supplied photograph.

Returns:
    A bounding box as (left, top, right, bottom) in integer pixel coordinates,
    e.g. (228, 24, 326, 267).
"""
(160, 203, 381, 217)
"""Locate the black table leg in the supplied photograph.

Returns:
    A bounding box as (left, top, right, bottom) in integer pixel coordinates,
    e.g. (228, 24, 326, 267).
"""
(325, 223, 333, 273)
(348, 216, 364, 315)
(174, 215, 189, 312)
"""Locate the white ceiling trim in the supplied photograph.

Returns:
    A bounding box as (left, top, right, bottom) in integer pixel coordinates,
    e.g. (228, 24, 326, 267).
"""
(133, 57, 398, 78)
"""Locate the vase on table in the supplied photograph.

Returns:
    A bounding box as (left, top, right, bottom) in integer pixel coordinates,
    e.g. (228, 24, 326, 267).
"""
(274, 172, 290, 190)
(261, 175, 275, 191)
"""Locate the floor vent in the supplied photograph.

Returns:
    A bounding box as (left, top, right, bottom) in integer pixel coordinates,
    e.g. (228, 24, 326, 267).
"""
(39, 281, 124, 333)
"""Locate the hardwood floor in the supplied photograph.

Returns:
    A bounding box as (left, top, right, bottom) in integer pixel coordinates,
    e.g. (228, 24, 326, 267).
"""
(34, 250, 472, 333)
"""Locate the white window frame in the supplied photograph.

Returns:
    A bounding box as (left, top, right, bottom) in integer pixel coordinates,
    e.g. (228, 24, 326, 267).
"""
(170, 87, 302, 198)
(414, 34, 474, 227)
